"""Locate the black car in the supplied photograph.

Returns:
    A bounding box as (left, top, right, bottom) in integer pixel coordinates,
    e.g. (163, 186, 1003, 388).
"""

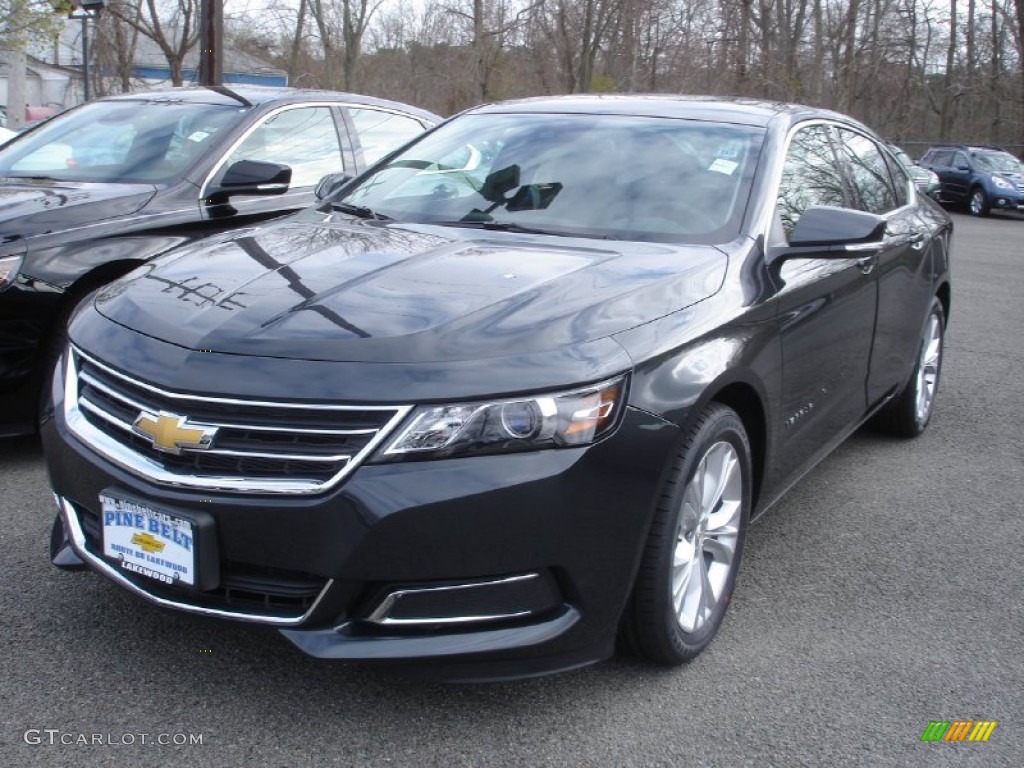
(43, 96, 952, 681)
(918, 143, 1024, 216)
(0, 86, 438, 437)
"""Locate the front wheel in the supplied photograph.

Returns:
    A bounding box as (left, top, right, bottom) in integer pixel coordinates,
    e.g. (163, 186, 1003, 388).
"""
(621, 404, 751, 665)
(968, 187, 990, 217)
(871, 297, 945, 437)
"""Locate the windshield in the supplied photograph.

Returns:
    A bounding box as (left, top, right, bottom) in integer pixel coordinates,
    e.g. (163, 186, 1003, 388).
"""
(973, 151, 1022, 173)
(0, 99, 246, 183)
(339, 113, 764, 243)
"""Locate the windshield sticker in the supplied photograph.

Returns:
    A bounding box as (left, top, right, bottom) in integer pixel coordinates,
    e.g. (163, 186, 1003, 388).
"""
(187, 131, 211, 143)
(709, 158, 738, 175)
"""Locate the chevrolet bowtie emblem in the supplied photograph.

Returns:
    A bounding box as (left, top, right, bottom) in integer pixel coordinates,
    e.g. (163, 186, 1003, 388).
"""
(130, 532, 166, 554)
(132, 411, 218, 455)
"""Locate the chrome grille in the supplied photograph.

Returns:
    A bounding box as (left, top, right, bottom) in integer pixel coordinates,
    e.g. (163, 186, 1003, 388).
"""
(64, 347, 411, 494)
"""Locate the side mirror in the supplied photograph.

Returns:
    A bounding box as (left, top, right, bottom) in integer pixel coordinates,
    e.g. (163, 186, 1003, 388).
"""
(789, 206, 885, 247)
(207, 160, 291, 201)
(314, 172, 354, 201)
(769, 206, 886, 265)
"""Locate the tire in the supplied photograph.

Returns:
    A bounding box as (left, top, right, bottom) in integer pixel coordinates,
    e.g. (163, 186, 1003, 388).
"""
(870, 297, 945, 437)
(36, 298, 76, 427)
(37, 278, 121, 426)
(968, 187, 990, 217)
(621, 403, 751, 665)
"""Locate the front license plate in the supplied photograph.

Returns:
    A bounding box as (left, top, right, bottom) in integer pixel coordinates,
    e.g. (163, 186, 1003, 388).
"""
(100, 494, 196, 586)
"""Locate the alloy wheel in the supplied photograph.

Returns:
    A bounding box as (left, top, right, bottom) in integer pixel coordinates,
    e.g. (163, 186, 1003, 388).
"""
(969, 190, 986, 215)
(670, 441, 742, 633)
(915, 311, 942, 423)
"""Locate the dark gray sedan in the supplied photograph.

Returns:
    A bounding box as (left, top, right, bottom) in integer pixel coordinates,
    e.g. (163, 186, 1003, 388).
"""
(44, 96, 951, 680)
(0, 86, 438, 437)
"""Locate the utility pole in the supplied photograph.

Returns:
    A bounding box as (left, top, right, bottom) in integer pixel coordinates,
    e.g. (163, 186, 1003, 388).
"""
(197, 0, 223, 86)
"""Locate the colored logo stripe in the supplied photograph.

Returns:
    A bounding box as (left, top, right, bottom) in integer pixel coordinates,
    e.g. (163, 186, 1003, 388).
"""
(968, 721, 997, 742)
(920, 720, 997, 742)
(944, 721, 973, 741)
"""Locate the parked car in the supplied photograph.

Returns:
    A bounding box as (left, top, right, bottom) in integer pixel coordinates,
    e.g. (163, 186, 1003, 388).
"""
(44, 95, 951, 681)
(889, 144, 940, 200)
(918, 143, 1024, 216)
(0, 86, 439, 437)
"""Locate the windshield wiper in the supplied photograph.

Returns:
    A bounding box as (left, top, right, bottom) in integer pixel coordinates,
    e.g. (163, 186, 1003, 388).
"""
(331, 201, 392, 221)
(435, 219, 613, 239)
(1, 175, 64, 182)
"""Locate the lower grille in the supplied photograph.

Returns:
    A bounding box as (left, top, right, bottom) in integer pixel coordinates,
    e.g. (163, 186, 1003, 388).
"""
(76, 502, 327, 618)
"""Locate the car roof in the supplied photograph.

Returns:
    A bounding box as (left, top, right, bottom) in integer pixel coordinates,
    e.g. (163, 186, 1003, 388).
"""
(466, 94, 865, 129)
(925, 143, 1008, 154)
(98, 86, 440, 123)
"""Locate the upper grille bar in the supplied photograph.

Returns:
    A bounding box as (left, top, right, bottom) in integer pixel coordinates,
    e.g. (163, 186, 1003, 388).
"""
(79, 369, 379, 437)
(64, 346, 412, 495)
(78, 393, 355, 463)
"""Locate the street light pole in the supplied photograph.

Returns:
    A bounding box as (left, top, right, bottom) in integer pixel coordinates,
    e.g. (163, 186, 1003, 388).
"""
(81, 14, 90, 101)
(67, 0, 105, 103)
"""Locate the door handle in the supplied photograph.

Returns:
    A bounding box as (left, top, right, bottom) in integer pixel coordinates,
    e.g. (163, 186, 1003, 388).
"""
(910, 231, 926, 251)
(856, 255, 876, 275)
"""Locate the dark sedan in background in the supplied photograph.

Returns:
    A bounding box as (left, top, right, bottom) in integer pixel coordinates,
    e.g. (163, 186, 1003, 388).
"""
(0, 86, 438, 437)
(44, 96, 951, 681)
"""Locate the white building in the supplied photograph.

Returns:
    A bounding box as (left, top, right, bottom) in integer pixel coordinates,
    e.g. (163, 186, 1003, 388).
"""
(2, 14, 285, 124)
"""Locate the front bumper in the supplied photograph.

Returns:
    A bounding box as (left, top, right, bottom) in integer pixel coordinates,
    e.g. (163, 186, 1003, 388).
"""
(991, 198, 1024, 211)
(988, 187, 1024, 211)
(45, 384, 679, 679)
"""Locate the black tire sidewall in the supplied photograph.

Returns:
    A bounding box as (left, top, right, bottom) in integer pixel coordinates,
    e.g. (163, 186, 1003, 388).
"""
(629, 404, 753, 663)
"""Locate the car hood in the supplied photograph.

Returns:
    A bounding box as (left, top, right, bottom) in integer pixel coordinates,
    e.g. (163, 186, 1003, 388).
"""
(0, 179, 156, 239)
(94, 215, 728, 365)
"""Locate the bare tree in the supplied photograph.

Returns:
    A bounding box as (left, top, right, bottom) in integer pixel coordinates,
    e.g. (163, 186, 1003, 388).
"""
(308, 0, 384, 90)
(93, 7, 142, 94)
(106, 0, 200, 87)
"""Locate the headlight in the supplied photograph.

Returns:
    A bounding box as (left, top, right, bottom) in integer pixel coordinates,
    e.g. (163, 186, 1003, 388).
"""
(375, 375, 628, 461)
(0, 253, 23, 290)
(992, 176, 1013, 190)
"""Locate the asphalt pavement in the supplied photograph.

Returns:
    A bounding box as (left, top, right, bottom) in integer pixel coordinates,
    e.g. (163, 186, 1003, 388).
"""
(1, 211, 1021, 767)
